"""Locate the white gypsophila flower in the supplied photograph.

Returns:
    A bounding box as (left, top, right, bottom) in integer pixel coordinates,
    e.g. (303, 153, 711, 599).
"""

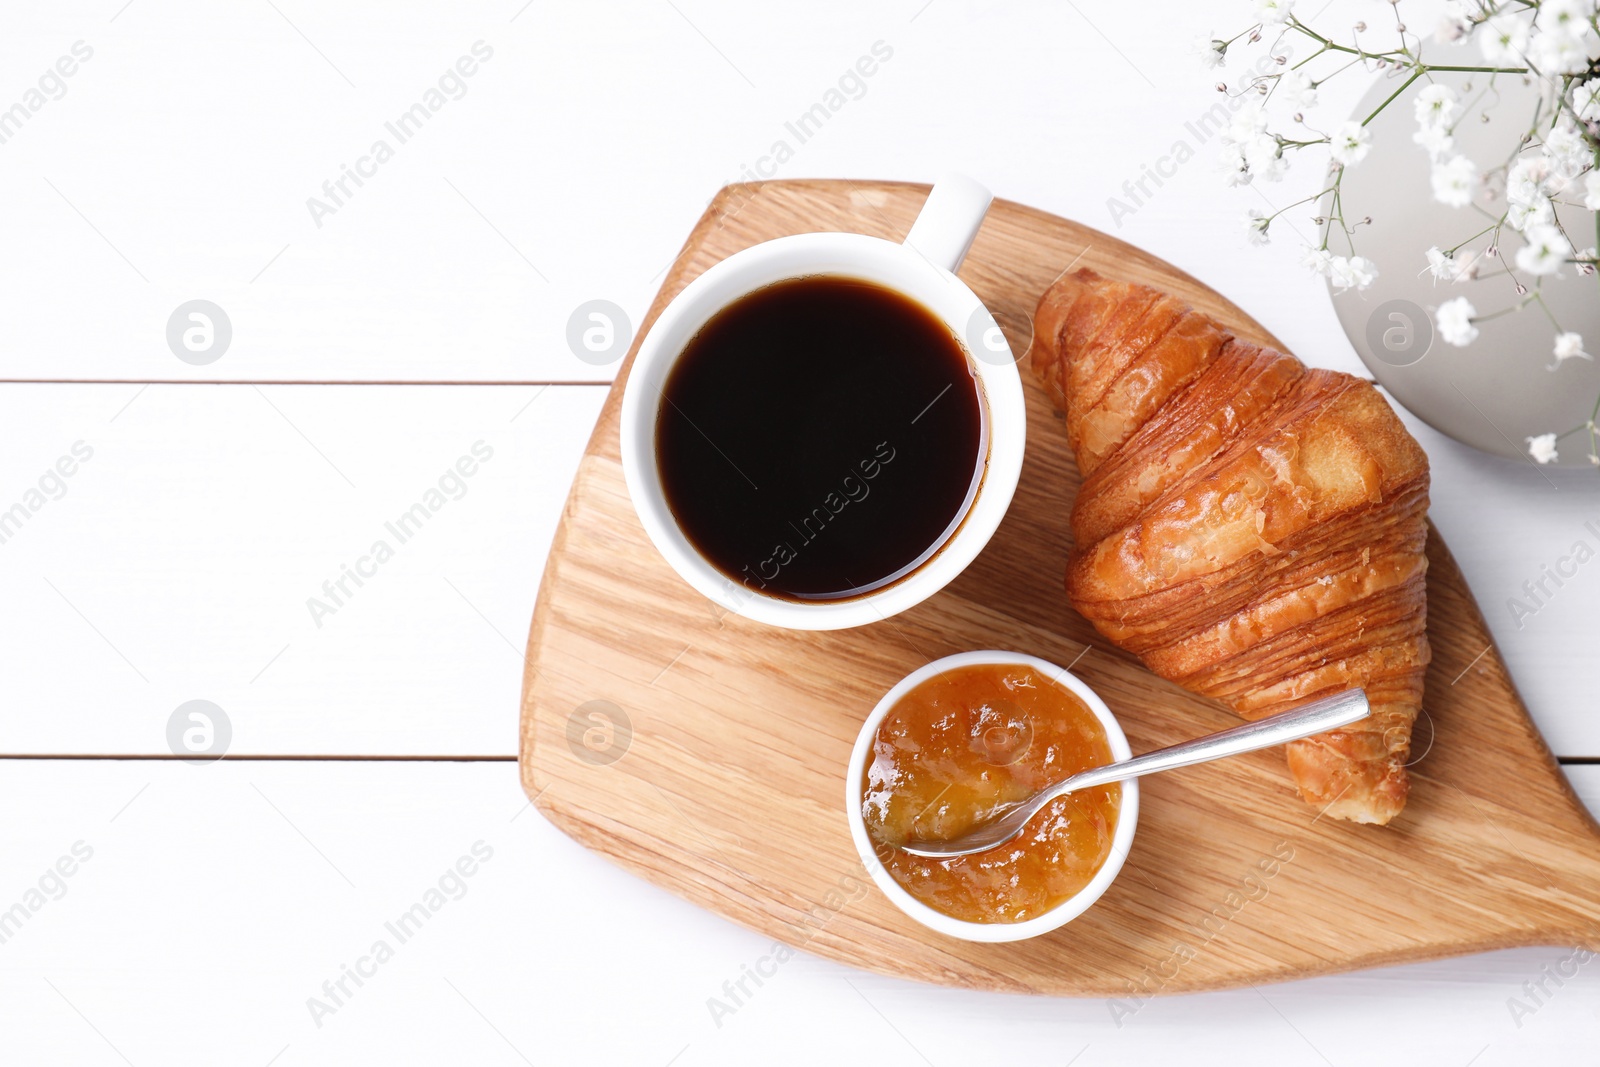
(1528, 0, 1600, 76)
(1576, 247, 1599, 277)
(1531, 23, 1596, 76)
(1302, 246, 1334, 276)
(1540, 0, 1600, 49)
(1478, 12, 1530, 65)
(1254, 0, 1295, 26)
(1542, 0, 1599, 30)
(1328, 254, 1378, 291)
(1552, 332, 1591, 366)
(1279, 69, 1317, 111)
(1431, 154, 1477, 207)
(1194, 31, 1227, 69)
(1507, 156, 1551, 202)
(1347, 255, 1378, 290)
(1254, 154, 1288, 182)
(1414, 84, 1459, 129)
(1527, 433, 1559, 464)
(1505, 155, 1556, 231)
(1435, 1, 1475, 42)
(1542, 122, 1590, 179)
(1225, 105, 1268, 145)
(1245, 208, 1271, 245)
(1425, 246, 1458, 281)
(1576, 78, 1600, 123)
(1248, 135, 1288, 181)
(1330, 121, 1372, 166)
(1508, 194, 1556, 232)
(1515, 224, 1573, 275)
(1220, 140, 1252, 186)
(1587, 172, 1600, 211)
(1437, 296, 1479, 346)
(1220, 106, 1273, 183)
(1413, 124, 1454, 158)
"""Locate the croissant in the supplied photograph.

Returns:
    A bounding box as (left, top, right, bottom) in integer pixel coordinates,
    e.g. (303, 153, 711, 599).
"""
(1029, 268, 1431, 825)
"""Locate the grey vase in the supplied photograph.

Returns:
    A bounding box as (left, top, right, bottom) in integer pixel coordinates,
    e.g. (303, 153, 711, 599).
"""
(1326, 62, 1599, 469)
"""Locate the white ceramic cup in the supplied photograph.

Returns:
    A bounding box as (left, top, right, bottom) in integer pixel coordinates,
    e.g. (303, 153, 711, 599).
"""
(845, 651, 1139, 943)
(619, 174, 1026, 630)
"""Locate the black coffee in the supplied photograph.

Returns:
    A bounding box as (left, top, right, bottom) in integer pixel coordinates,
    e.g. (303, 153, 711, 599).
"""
(656, 275, 985, 602)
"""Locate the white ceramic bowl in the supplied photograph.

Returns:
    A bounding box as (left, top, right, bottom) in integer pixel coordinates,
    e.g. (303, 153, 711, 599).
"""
(619, 175, 1026, 630)
(845, 650, 1138, 943)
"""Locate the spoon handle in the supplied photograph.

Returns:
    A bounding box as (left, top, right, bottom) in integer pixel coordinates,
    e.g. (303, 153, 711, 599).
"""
(1057, 688, 1371, 796)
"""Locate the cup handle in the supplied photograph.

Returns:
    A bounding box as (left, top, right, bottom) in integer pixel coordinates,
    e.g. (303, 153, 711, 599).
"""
(902, 172, 993, 274)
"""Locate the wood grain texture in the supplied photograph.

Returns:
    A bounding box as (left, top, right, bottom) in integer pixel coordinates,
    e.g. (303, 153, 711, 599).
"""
(519, 180, 1600, 996)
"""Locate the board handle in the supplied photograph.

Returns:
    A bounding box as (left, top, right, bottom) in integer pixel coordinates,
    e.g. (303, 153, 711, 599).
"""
(1538, 824, 1600, 953)
(1560, 872, 1600, 953)
(903, 172, 992, 273)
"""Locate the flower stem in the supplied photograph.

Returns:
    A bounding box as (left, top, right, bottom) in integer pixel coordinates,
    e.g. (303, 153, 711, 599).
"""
(1423, 65, 1529, 74)
(1361, 69, 1423, 127)
(1287, 18, 1407, 61)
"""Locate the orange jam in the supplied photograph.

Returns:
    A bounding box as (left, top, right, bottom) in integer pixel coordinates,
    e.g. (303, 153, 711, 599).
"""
(861, 662, 1122, 924)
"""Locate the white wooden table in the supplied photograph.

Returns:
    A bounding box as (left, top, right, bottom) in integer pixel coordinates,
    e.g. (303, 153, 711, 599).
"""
(3, 1, 1596, 1063)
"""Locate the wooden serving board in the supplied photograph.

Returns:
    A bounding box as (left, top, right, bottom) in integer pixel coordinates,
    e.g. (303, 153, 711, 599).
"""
(519, 180, 1600, 995)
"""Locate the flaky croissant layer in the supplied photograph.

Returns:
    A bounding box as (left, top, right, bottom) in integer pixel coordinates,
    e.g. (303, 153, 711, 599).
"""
(1030, 268, 1430, 825)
